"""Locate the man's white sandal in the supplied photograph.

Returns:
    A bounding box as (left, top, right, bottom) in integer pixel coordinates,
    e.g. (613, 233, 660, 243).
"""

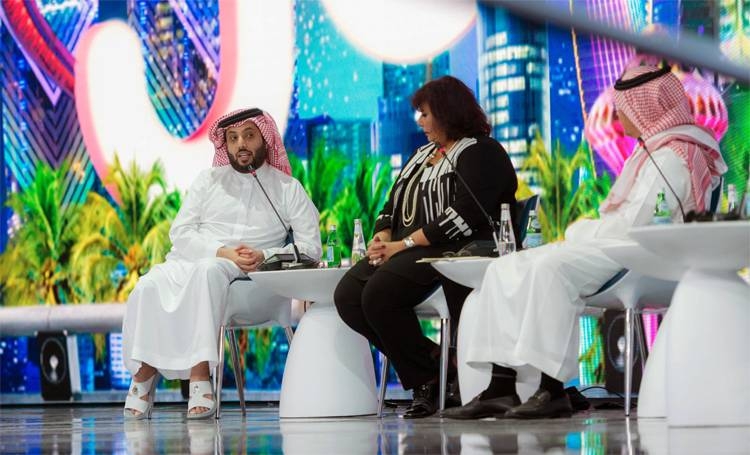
(187, 380, 216, 419)
(123, 373, 159, 420)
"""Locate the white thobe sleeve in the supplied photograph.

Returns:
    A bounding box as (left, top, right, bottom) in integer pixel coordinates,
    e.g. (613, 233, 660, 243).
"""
(169, 170, 225, 260)
(261, 179, 323, 261)
(566, 147, 691, 242)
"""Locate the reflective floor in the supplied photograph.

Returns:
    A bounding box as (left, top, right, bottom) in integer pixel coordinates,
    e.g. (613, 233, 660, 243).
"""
(1, 404, 749, 454)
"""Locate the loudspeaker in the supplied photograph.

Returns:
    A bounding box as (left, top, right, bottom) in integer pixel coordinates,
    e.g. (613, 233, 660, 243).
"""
(602, 310, 645, 394)
(37, 331, 81, 401)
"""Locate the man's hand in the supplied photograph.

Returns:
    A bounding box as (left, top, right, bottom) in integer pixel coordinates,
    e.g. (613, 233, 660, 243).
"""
(217, 245, 265, 272)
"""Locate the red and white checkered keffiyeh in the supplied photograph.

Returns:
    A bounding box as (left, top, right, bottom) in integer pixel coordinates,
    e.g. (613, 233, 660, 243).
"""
(602, 66, 727, 213)
(208, 109, 292, 175)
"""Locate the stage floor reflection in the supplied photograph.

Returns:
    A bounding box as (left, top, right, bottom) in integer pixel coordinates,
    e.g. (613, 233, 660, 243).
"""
(1, 404, 748, 454)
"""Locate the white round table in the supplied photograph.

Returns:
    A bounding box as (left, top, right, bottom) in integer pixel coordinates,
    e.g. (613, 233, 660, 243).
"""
(628, 221, 750, 427)
(600, 241, 688, 282)
(248, 267, 377, 418)
(430, 257, 494, 289)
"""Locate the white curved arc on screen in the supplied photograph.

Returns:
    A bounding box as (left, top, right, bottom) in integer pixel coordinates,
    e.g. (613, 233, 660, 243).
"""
(74, 0, 295, 192)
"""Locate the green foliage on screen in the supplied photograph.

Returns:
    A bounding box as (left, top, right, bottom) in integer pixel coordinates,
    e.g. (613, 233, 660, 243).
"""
(0, 156, 180, 306)
(720, 84, 750, 196)
(71, 155, 181, 304)
(523, 134, 612, 243)
(289, 149, 393, 259)
(0, 162, 82, 305)
(329, 157, 392, 259)
(288, 142, 348, 237)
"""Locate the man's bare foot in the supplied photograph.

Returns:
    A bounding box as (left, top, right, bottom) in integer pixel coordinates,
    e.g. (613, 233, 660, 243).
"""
(124, 365, 158, 418)
(188, 362, 213, 415)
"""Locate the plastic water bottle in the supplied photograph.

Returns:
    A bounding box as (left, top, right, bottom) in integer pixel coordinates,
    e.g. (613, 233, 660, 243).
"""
(522, 209, 543, 249)
(727, 183, 738, 214)
(499, 203, 516, 256)
(351, 219, 366, 264)
(741, 174, 750, 220)
(325, 224, 341, 267)
(652, 189, 672, 225)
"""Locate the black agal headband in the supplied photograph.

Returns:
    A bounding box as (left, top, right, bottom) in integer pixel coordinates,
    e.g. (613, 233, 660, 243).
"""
(217, 108, 263, 128)
(614, 64, 671, 91)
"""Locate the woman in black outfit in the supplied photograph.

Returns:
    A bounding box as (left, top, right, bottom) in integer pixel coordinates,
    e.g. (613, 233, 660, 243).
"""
(333, 76, 518, 418)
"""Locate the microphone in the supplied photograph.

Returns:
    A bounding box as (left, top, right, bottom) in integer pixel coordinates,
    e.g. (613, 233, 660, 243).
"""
(437, 147, 504, 252)
(637, 138, 686, 222)
(246, 164, 302, 264)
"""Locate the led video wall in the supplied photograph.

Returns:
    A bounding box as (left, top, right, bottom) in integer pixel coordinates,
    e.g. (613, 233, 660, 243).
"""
(1, 0, 747, 395)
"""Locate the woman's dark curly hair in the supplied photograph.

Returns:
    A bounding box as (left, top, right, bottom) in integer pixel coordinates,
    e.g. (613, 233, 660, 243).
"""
(411, 75, 491, 140)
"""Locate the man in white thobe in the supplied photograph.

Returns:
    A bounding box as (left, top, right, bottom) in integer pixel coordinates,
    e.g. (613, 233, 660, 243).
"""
(121, 108, 321, 419)
(444, 65, 727, 420)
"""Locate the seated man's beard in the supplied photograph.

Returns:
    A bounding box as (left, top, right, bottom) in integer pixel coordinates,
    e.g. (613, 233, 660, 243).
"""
(228, 143, 268, 173)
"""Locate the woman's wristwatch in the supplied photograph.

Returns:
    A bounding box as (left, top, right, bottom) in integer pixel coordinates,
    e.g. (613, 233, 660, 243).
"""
(403, 236, 416, 248)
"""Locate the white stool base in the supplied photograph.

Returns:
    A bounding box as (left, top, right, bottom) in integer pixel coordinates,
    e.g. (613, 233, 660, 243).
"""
(665, 269, 750, 427)
(279, 301, 377, 418)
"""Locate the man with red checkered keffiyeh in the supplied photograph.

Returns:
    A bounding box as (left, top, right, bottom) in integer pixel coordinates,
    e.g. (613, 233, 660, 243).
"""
(120, 108, 321, 420)
(444, 65, 727, 421)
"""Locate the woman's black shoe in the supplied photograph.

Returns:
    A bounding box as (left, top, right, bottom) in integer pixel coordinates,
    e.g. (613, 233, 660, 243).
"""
(402, 383, 438, 419)
(505, 389, 573, 419)
(441, 393, 521, 419)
